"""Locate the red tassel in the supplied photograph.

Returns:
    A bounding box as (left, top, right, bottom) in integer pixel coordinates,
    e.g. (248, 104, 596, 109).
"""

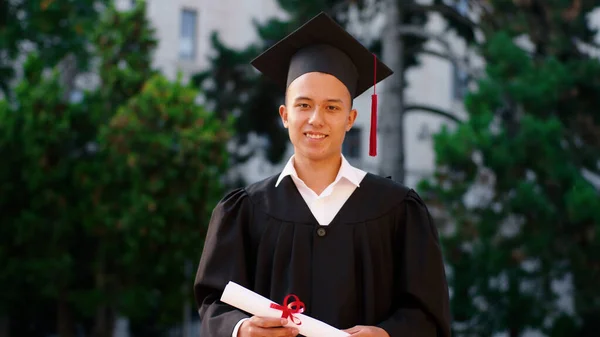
(369, 53, 378, 157)
(370, 93, 377, 156)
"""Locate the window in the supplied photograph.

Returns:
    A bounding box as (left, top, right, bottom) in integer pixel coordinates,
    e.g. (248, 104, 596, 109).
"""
(417, 123, 431, 141)
(452, 64, 469, 100)
(342, 127, 361, 159)
(180, 9, 198, 61)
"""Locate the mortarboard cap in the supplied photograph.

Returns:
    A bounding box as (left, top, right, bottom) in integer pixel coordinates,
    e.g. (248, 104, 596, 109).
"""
(250, 12, 393, 156)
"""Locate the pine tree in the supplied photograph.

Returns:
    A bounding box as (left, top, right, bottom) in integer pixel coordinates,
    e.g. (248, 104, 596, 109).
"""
(419, 1, 600, 336)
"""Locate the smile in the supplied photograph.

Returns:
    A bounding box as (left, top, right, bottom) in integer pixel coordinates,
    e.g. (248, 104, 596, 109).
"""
(304, 133, 327, 139)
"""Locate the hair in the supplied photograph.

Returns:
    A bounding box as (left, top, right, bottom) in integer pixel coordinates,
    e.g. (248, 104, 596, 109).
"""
(284, 86, 354, 110)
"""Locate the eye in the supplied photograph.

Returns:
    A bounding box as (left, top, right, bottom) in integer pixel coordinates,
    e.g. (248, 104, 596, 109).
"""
(296, 103, 310, 109)
(327, 105, 340, 111)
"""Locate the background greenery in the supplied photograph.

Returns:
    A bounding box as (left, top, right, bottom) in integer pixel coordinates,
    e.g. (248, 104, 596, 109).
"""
(419, 1, 600, 336)
(0, 2, 231, 336)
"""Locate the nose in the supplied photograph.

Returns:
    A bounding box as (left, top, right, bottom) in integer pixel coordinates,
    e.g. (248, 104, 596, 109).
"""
(308, 107, 325, 127)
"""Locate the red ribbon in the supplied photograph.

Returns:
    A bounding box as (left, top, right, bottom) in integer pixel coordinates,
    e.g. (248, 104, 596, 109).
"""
(270, 294, 305, 325)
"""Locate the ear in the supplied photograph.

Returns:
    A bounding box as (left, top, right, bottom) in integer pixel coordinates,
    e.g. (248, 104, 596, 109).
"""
(279, 104, 289, 128)
(346, 108, 358, 131)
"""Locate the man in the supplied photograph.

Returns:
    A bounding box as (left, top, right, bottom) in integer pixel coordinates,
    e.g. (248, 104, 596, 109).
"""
(194, 12, 451, 337)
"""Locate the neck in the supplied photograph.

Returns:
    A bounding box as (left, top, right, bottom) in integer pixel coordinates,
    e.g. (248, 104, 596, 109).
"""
(293, 154, 342, 195)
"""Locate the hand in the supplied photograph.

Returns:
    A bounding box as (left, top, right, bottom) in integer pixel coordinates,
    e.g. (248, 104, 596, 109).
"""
(238, 316, 299, 337)
(343, 325, 390, 337)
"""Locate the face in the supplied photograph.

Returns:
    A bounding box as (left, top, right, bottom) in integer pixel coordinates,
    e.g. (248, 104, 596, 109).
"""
(279, 72, 357, 163)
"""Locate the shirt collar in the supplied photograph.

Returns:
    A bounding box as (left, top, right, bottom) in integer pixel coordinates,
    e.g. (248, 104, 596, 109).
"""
(275, 154, 364, 188)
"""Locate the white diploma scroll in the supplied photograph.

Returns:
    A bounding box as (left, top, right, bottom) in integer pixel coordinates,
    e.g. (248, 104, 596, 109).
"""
(220, 281, 350, 337)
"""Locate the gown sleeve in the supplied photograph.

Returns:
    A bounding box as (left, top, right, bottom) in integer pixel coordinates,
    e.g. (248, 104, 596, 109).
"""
(377, 190, 452, 337)
(193, 188, 253, 337)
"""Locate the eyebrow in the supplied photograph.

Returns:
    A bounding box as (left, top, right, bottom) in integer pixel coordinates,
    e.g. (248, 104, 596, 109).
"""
(293, 96, 313, 102)
(293, 97, 344, 104)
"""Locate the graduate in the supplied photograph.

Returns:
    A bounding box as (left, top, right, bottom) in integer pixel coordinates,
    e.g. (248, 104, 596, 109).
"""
(194, 12, 451, 337)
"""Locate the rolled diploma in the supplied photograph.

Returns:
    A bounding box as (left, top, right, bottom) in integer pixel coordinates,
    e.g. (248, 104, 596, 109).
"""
(220, 281, 350, 337)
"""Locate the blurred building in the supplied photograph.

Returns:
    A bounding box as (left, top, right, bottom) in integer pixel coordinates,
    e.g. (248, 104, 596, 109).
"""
(115, 0, 285, 80)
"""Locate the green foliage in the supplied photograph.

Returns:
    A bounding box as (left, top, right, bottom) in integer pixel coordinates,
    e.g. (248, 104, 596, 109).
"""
(91, 1, 159, 108)
(0, 52, 95, 337)
(93, 73, 232, 324)
(0, 0, 109, 96)
(420, 3, 600, 336)
(0, 2, 231, 335)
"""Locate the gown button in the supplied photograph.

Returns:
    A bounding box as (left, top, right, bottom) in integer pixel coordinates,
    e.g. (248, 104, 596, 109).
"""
(317, 227, 327, 237)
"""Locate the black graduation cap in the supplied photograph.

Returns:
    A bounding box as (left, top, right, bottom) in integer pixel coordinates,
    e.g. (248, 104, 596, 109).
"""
(250, 12, 394, 156)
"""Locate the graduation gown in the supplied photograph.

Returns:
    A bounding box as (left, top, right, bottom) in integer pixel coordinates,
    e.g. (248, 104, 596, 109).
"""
(194, 173, 451, 337)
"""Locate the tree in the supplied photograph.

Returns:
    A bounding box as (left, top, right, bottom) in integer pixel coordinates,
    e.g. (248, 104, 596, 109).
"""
(0, 48, 105, 336)
(419, 1, 600, 336)
(0, 2, 232, 336)
(0, 0, 109, 97)
(378, 0, 477, 184)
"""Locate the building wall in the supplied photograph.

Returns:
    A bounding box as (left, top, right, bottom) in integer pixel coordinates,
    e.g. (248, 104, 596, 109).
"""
(401, 9, 472, 188)
(117, 0, 286, 83)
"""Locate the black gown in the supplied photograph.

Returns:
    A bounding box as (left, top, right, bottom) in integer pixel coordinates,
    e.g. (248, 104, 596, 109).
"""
(194, 173, 451, 337)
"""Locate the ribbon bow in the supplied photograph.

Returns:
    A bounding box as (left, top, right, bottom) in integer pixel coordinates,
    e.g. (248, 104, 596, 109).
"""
(270, 294, 305, 325)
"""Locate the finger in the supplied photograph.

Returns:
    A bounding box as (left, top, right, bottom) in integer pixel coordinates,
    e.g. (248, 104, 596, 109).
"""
(246, 325, 299, 337)
(343, 326, 363, 335)
(267, 327, 299, 337)
(250, 316, 288, 328)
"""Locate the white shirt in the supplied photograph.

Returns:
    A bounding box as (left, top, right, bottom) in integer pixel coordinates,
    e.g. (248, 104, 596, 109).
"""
(231, 155, 367, 336)
(275, 154, 367, 226)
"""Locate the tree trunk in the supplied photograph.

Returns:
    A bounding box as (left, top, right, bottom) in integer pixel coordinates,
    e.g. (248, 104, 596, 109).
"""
(57, 289, 76, 337)
(379, 0, 405, 184)
(92, 305, 115, 337)
(91, 256, 115, 337)
(183, 299, 191, 337)
(0, 315, 8, 337)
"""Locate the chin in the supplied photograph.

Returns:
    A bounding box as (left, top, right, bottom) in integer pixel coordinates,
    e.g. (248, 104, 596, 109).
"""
(296, 147, 339, 162)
